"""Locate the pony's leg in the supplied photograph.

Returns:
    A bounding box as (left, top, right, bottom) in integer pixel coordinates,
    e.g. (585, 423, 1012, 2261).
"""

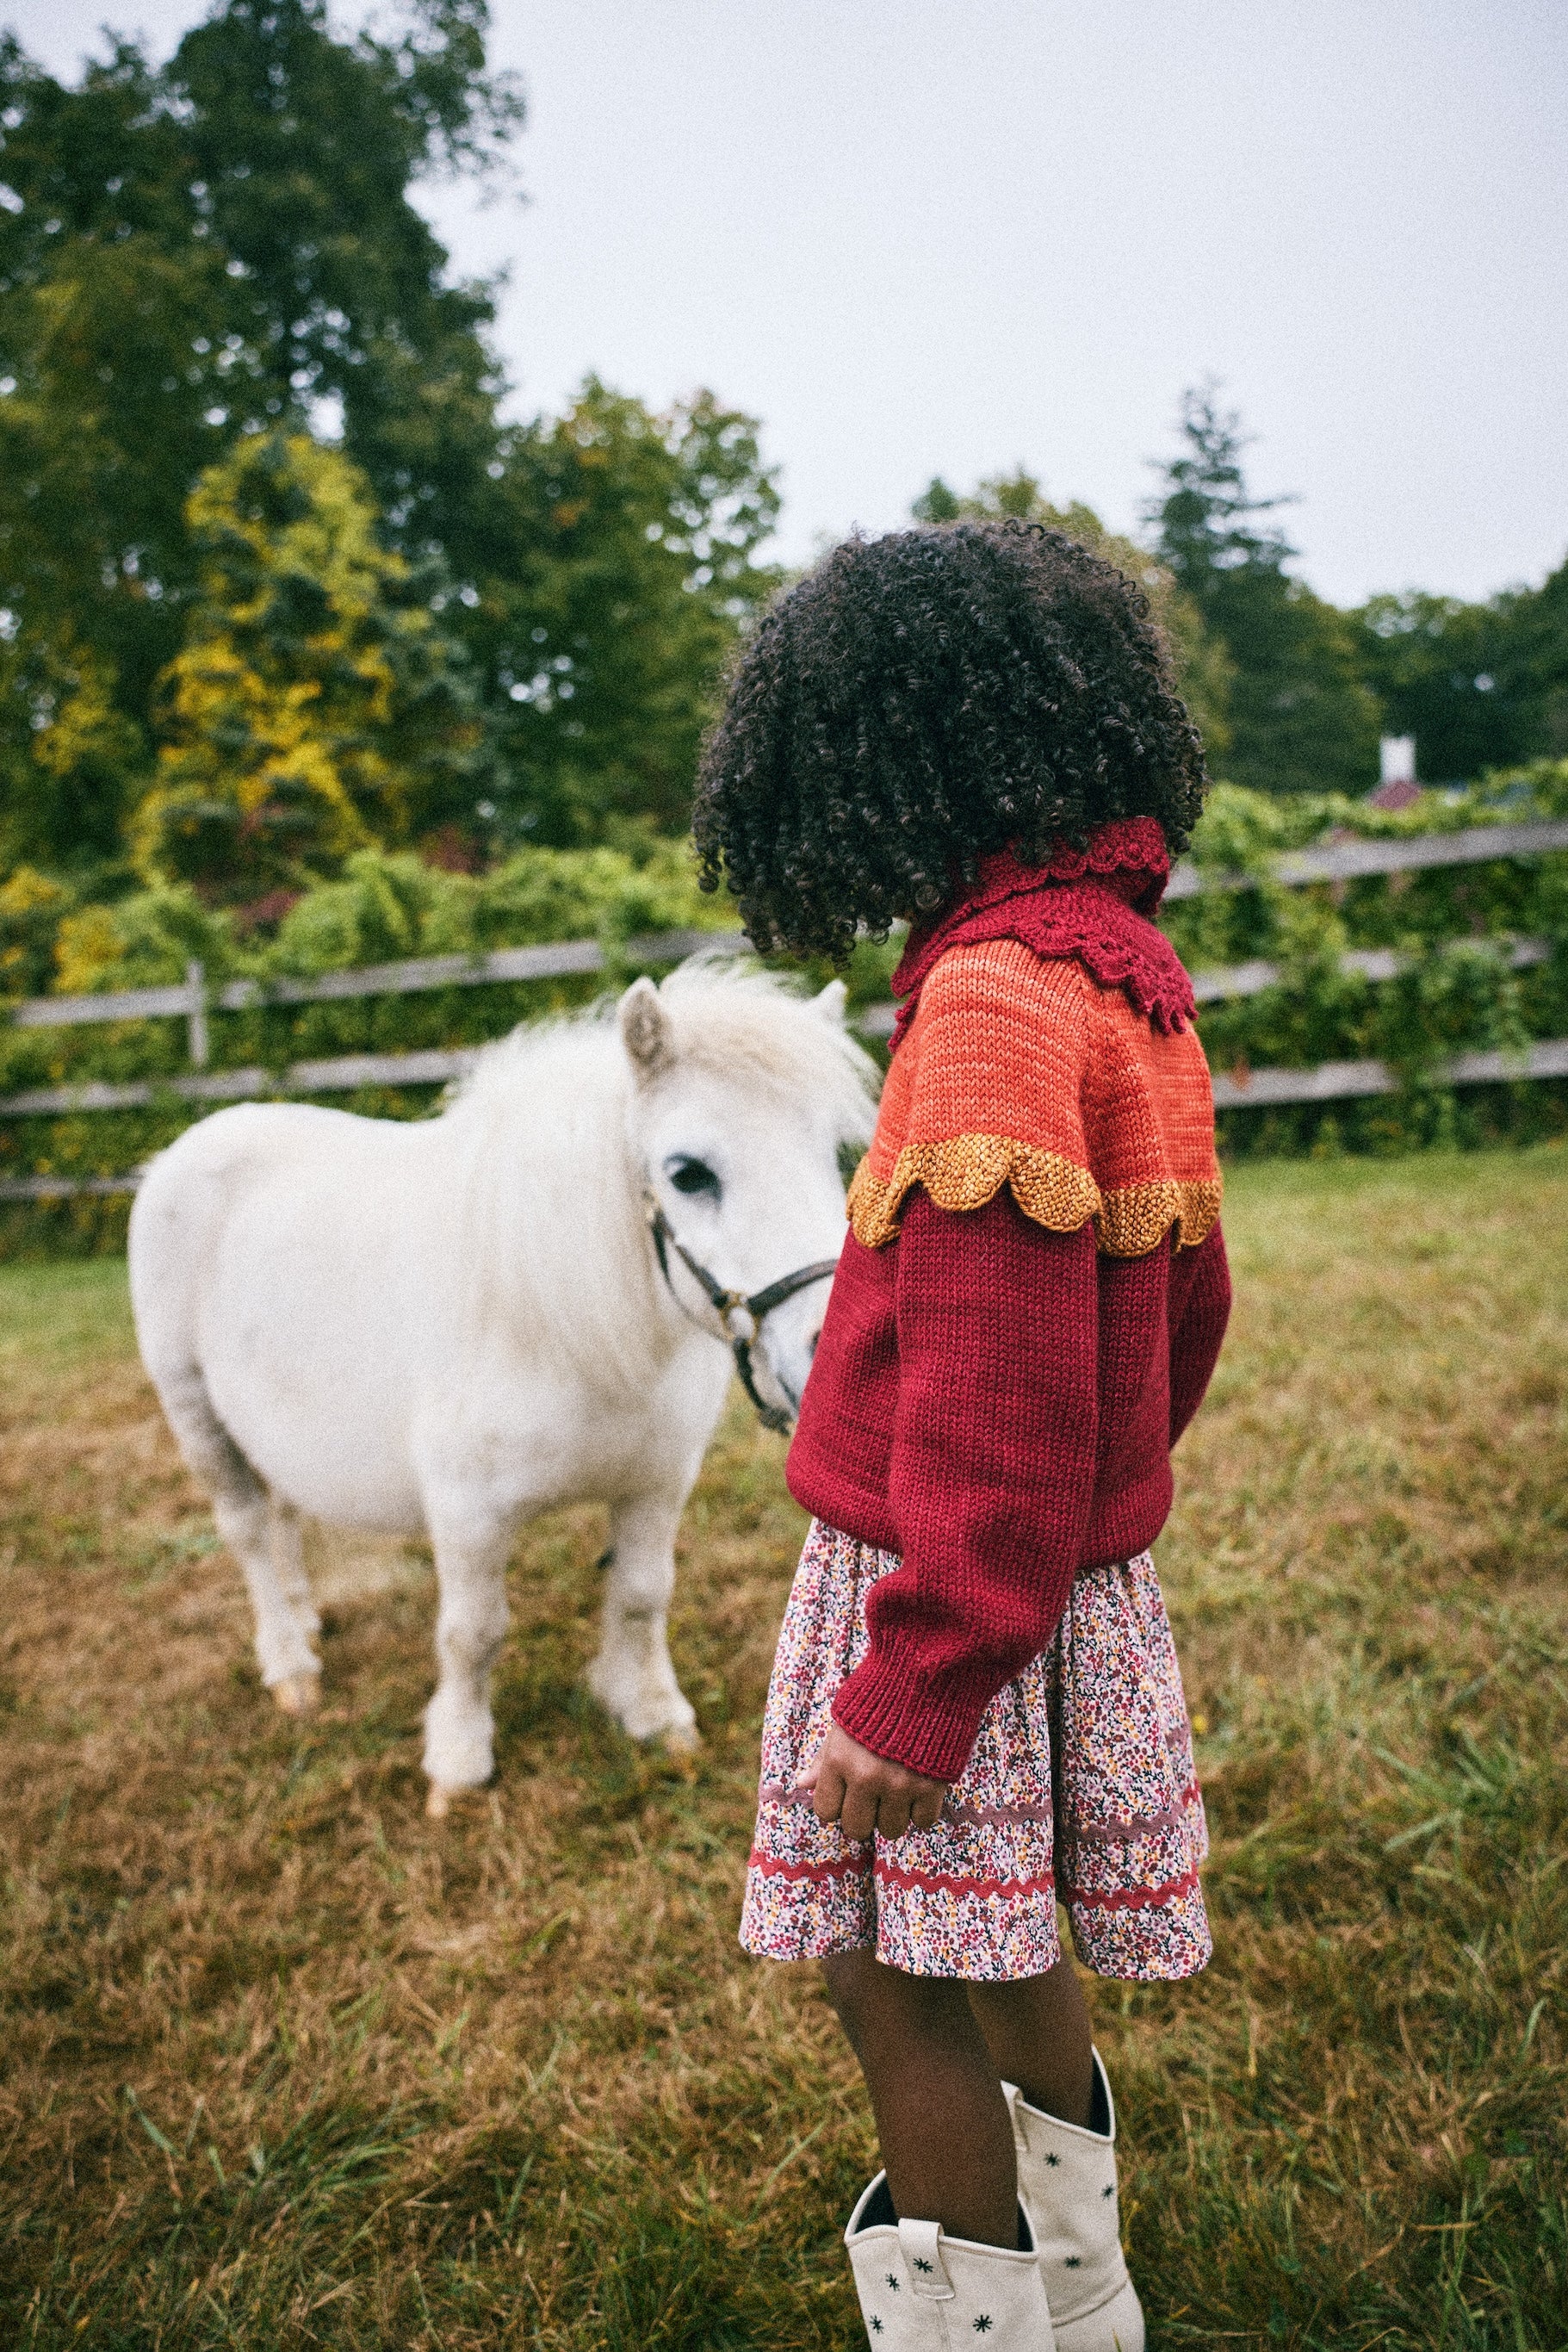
(156, 1362, 322, 1710)
(423, 1507, 514, 1816)
(586, 1491, 697, 1750)
(265, 1500, 321, 1716)
(214, 1483, 323, 1713)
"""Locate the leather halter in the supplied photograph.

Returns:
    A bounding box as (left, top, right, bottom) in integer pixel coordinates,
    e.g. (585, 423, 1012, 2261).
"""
(641, 1184, 837, 1436)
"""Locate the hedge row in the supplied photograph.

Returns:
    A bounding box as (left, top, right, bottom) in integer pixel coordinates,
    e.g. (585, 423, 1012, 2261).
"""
(3, 764, 1567, 1257)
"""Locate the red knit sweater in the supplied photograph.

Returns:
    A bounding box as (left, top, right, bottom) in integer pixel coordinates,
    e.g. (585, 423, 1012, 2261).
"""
(787, 1200, 1230, 1782)
(784, 826, 1230, 1784)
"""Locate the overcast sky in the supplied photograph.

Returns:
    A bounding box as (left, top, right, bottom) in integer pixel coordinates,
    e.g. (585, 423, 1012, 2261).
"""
(15, 0, 1568, 605)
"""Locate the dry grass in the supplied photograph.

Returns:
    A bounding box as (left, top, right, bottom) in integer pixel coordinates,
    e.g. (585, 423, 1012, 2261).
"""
(2, 1146, 1566, 2350)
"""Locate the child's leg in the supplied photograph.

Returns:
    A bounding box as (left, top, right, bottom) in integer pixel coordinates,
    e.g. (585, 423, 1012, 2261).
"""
(821, 1951, 1020, 2247)
(967, 1956, 1097, 2128)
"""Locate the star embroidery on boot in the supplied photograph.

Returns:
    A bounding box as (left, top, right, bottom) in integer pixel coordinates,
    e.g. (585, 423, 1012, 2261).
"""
(913, 2257, 934, 2274)
(1044, 2152, 1061, 2167)
(1063, 2256, 1082, 2268)
(870, 2320, 883, 2336)
(885, 2274, 901, 2292)
(972, 2317, 994, 2334)
(1102, 2183, 1117, 2199)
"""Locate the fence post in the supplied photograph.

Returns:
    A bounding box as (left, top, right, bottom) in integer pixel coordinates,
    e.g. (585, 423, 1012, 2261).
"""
(185, 959, 209, 1070)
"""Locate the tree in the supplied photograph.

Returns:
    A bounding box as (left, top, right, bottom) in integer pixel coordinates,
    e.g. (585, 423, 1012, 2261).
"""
(1354, 568, 1568, 785)
(0, 8, 783, 874)
(484, 380, 782, 845)
(912, 467, 1234, 764)
(0, 621, 146, 875)
(0, 858, 73, 995)
(1146, 388, 1380, 796)
(1528, 559, 1568, 759)
(0, 2, 520, 872)
(135, 431, 493, 897)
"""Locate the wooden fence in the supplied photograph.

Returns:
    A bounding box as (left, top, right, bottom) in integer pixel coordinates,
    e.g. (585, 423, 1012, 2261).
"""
(4, 817, 1566, 1202)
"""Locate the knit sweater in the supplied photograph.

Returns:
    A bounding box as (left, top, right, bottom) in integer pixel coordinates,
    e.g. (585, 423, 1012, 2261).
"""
(785, 863, 1230, 1784)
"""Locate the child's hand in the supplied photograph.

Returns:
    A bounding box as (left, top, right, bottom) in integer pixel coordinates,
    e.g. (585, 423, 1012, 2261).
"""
(806, 1722, 948, 1842)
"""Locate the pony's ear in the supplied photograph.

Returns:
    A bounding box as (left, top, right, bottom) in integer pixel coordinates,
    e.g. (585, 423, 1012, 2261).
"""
(814, 978, 848, 1025)
(618, 976, 676, 1082)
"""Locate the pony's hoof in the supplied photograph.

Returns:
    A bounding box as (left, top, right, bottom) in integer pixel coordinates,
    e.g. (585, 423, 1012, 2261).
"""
(662, 1720, 701, 1756)
(272, 1672, 321, 1718)
(425, 1782, 467, 1820)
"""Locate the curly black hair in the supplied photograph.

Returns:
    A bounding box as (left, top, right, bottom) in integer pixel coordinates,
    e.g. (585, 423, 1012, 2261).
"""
(692, 521, 1208, 962)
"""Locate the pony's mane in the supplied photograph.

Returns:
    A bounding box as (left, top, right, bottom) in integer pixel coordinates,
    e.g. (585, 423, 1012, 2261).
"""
(446, 956, 879, 1142)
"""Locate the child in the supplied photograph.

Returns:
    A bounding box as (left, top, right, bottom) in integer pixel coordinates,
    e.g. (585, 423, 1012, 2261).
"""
(693, 522, 1230, 2350)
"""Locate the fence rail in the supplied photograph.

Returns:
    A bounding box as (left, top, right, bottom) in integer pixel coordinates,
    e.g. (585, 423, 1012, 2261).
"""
(1161, 816, 1568, 900)
(851, 934, 1553, 1036)
(9, 928, 747, 1065)
(6, 1034, 1565, 1203)
(1208, 1037, 1568, 1110)
(1190, 936, 1551, 1006)
(0, 1046, 484, 1119)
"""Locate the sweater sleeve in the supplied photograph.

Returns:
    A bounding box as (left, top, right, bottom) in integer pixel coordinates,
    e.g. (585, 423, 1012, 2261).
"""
(1168, 1220, 1230, 1448)
(828, 1188, 1100, 1784)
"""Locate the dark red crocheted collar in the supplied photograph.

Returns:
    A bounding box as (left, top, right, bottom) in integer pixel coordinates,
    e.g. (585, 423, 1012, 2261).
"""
(889, 816, 1193, 1048)
(984, 816, 1171, 915)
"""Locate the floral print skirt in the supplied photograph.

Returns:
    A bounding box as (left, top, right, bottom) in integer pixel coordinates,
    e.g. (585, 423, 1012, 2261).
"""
(740, 1520, 1212, 1983)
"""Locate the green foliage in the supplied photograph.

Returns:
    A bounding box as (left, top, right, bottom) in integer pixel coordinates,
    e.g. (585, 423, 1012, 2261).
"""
(0, 623, 147, 877)
(911, 467, 1234, 763)
(266, 850, 474, 973)
(0, 9, 781, 879)
(1220, 572, 1381, 800)
(135, 432, 493, 896)
(66, 883, 238, 993)
(483, 380, 782, 845)
(1166, 762, 1568, 1154)
(264, 835, 722, 977)
(0, 3, 520, 866)
(1355, 572, 1568, 785)
(1147, 388, 1382, 797)
(0, 862, 72, 996)
(8, 832, 731, 998)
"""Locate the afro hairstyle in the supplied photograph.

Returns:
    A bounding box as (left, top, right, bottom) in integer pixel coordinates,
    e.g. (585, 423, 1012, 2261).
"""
(692, 520, 1208, 962)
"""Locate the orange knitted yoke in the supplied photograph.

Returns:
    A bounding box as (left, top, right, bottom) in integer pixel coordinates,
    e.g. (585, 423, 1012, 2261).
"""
(787, 928, 1231, 1780)
(847, 936, 1223, 1259)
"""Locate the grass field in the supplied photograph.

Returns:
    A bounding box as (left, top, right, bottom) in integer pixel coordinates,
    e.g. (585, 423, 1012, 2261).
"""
(2, 1148, 1566, 2350)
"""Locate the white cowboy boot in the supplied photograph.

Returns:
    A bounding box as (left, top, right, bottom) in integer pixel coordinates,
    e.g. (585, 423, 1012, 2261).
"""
(845, 2172, 1056, 2348)
(1003, 2052, 1144, 2352)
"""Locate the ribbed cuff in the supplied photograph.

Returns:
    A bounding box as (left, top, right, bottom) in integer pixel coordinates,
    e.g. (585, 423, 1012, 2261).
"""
(829, 1649, 993, 1786)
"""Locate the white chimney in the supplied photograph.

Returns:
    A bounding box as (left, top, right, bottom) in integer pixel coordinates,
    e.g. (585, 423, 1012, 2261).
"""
(1379, 735, 1416, 788)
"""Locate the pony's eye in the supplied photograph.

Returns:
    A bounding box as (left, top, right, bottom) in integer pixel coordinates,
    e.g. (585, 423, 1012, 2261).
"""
(668, 1157, 720, 1198)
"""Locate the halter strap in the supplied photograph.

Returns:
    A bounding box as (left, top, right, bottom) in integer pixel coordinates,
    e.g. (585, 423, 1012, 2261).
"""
(641, 1185, 837, 1435)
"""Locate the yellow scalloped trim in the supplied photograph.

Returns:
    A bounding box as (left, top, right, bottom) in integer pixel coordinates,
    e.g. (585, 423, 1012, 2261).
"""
(846, 1137, 1222, 1259)
(847, 1139, 1097, 1246)
(1098, 1176, 1224, 1257)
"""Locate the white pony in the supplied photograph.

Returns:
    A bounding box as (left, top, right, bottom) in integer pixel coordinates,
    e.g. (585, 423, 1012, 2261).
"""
(129, 963, 878, 1811)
